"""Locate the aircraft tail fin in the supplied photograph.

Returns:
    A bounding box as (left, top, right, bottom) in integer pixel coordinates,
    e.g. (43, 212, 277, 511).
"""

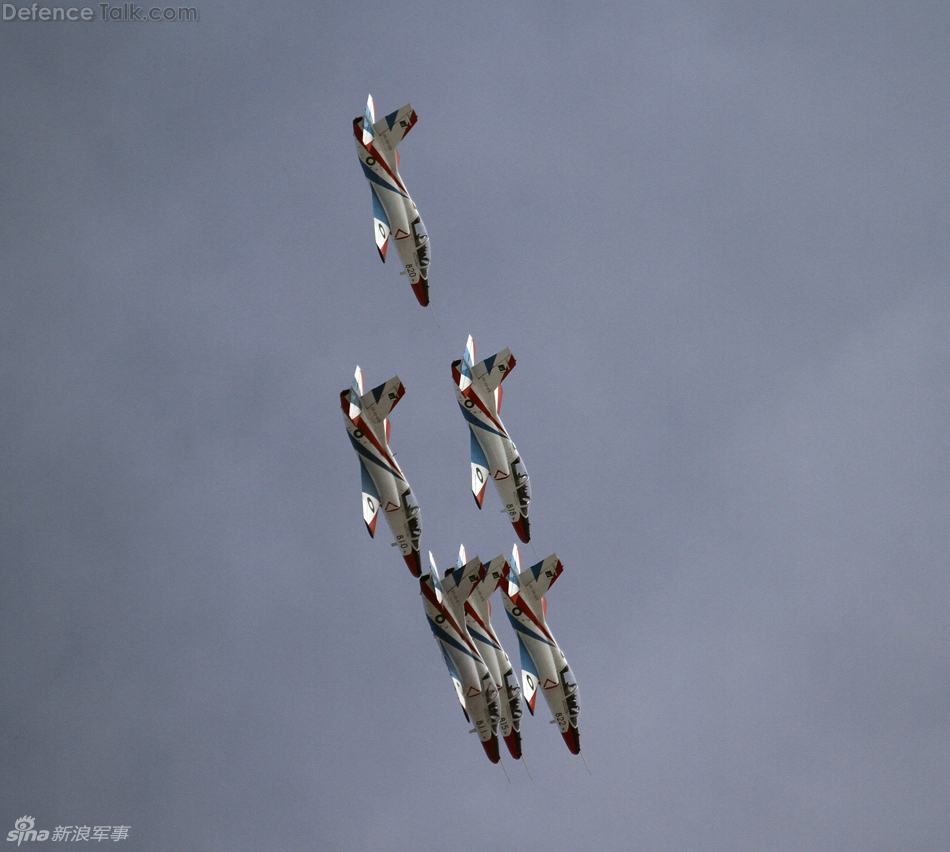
(355, 94, 377, 144)
(340, 366, 365, 419)
(372, 103, 417, 151)
(464, 335, 476, 369)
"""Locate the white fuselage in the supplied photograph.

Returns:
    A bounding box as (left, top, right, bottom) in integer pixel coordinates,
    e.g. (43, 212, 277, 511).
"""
(420, 571, 500, 762)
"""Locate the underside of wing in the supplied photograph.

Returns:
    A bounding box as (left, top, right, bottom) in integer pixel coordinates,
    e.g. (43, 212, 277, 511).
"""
(517, 635, 539, 714)
(439, 645, 469, 721)
(471, 348, 516, 393)
(359, 458, 380, 537)
(360, 376, 406, 421)
(370, 186, 391, 261)
(372, 103, 417, 151)
(524, 554, 563, 597)
(470, 431, 489, 508)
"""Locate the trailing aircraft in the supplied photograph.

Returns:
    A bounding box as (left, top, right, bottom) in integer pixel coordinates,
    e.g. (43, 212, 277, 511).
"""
(456, 546, 524, 760)
(502, 545, 581, 754)
(420, 552, 501, 763)
(340, 367, 422, 576)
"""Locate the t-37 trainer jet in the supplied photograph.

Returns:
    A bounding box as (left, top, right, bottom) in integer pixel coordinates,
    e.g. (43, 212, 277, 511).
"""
(502, 545, 581, 755)
(420, 552, 501, 763)
(452, 336, 531, 542)
(353, 94, 431, 306)
(340, 367, 422, 576)
(456, 546, 523, 760)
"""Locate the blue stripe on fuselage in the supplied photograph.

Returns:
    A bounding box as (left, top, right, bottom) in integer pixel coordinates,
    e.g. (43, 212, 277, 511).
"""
(459, 404, 507, 439)
(347, 432, 404, 481)
(427, 618, 482, 663)
(506, 613, 555, 647)
(360, 161, 408, 198)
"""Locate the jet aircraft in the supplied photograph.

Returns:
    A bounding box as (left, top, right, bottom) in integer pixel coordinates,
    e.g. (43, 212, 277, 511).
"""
(340, 367, 422, 576)
(502, 545, 581, 754)
(452, 336, 531, 542)
(457, 546, 524, 760)
(353, 94, 431, 306)
(420, 552, 501, 763)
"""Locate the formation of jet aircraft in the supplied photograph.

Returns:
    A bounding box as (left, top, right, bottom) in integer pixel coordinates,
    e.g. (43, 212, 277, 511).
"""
(353, 95, 431, 306)
(343, 96, 582, 766)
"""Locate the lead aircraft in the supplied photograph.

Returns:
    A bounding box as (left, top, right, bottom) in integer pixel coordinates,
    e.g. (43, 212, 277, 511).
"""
(340, 367, 422, 576)
(420, 552, 501, 763)
(502, 545, 581, 754)
(457, 546, 524, 760)
(452, 336, 532, 542)
(353, 95, 431, 306)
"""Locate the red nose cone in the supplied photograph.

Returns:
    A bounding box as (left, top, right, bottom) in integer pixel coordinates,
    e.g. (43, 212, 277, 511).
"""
(504, 730, 522, 761)
(411, 277, 429, 307)
(561, 725, 581, 755)
(481, 734, 500, 764)
(512, 515, 530, 544)
(403, 551, 422, 577)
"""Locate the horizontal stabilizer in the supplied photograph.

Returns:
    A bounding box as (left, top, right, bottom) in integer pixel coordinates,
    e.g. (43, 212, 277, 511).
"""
(469, 555, 509, 605)
(470, 347, 515, 393)
(442, 556, 486, 603)
(522, 554, 563, 598)
(372, 103, 417, 152)
(360, 376, 405, 422)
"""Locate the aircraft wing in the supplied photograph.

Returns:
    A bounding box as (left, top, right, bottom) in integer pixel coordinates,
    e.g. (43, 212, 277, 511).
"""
(439, 644, 469, 720)
(369, 185, 391, 261)
(372, 103, 418, 152)
(516, 634, 540, 714)
(358, 457, 380, 537)
(469, 432, 489, 507)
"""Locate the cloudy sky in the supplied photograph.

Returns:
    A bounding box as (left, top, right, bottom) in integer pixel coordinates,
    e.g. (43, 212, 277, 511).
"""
(2, 1, 949, 849)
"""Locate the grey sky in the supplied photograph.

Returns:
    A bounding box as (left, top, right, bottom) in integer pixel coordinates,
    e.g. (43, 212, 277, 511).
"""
(2, 1, 949, 849)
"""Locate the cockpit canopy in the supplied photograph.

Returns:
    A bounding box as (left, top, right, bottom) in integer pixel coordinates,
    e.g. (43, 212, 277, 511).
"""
(411, 217, 430, 267)
(561, 667, 580, 718)
(511, 457, 530, 504)
(402, 489, 422, 537)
